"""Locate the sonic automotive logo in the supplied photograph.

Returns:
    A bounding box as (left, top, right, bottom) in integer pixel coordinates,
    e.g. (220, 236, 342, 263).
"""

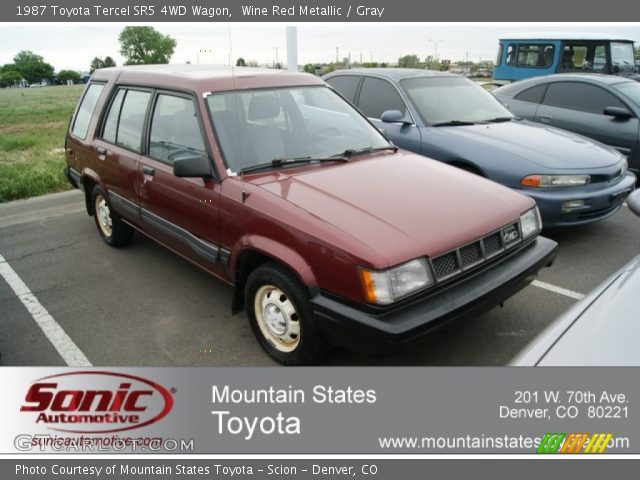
(20, 371, 174, 434)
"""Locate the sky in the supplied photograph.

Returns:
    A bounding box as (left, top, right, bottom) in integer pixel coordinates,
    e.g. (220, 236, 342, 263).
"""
(0, 24, 639, 72)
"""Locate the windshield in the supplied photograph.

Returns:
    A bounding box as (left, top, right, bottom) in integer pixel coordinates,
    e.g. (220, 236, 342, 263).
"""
(611, 42, 636, 74)
(400, 77, 513, 125)
(613, 81, 640, 108)
(205, 86, 390, 173)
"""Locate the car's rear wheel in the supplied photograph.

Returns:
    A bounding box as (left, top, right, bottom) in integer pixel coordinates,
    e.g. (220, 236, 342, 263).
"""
(91, 186, 133, 247)
(245, 262, 328, 365)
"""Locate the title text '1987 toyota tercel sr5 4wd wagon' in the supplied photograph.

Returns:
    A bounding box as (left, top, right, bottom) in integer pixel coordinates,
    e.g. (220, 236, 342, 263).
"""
(64, 65, 557, 365)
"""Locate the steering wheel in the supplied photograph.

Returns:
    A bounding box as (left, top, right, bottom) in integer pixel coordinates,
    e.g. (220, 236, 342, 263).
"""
(313, 127, 342, 137)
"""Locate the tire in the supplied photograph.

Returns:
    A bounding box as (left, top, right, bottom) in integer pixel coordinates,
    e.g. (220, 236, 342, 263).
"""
(245, 262, 328, 365)
(91, 185, 134, 247)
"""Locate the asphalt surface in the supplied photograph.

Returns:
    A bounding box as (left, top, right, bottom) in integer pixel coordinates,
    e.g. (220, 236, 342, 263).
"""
(1, 189, 638, 367)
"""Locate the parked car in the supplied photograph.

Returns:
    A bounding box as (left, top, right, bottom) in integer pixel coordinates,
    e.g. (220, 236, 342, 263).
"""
(493, 34, 639, 83)
(64, 65, 557, 365)
(512, 189, 640, 366)
(493, 74, 640, 178)
(323, 69, 636, 227)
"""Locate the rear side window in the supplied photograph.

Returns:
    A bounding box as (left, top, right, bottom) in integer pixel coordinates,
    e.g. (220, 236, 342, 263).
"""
(357, 77, 407, 119)
(517, 44, 554, 68)
(495, 44, 503, 66)
(102, 89, 125, 143)
(505, 44, 517, 66)
(514, 84, 548, 104)
(542, 82, 624, 114)
(71, 83, 104, 139)
(326, 75, 361, 103)
(560, 43, 607, 72)
(149, 94, 206, 163)
(101, 89, 151, 152)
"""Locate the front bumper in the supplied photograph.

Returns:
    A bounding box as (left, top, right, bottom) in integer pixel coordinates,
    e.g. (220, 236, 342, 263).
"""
(523, 172, 636, 227)
(311, 236, 557, 355)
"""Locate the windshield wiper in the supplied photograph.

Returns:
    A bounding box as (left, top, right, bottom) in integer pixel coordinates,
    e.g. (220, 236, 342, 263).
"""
(238, 156, 348, 175)
(431, 120, 479, 127)
(482, 116, 517, 123)
(341, 145, 398, 157)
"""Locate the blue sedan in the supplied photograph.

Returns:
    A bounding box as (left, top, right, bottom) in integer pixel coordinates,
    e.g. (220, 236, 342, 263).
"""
(324, 69, 636, 227)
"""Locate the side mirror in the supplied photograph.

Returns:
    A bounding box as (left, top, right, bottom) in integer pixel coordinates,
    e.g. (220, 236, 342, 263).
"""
(627, 189, 640, 218)
(173, 155, 212, 178)
(603, 106, 632, 120)
(381, 110, 410, 124)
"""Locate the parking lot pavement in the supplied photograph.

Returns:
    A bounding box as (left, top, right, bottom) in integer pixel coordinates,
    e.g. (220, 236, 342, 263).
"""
(1, 190, 638, 367)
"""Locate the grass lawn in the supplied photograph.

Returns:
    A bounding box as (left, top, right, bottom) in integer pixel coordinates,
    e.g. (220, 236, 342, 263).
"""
(0, 85, 84, 203)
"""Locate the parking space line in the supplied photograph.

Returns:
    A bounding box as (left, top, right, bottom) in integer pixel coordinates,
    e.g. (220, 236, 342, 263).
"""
(0, 253, 92, 367)
(531, 280, 585, 300)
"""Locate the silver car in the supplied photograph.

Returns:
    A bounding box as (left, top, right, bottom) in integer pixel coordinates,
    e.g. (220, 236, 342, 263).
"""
(494, 74, 640, 179)
(511, 190, 640, 366)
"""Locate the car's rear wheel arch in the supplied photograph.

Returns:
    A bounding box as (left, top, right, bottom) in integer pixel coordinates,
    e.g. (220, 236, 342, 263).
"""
(82, 175, 98, 216)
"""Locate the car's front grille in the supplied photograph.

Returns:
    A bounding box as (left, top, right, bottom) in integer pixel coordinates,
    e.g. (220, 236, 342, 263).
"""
(576, 204, 620, 220)
(429, 222, 522, 282)
(591, 168, 624, 184)
(483, 232, 502, 257)
(459, 242, 483, 267)
(432, 252, 459, 278)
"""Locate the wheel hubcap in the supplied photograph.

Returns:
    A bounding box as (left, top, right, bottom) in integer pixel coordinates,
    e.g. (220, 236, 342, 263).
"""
(95, 195, 113, 237)
(254, 285, 300, 352)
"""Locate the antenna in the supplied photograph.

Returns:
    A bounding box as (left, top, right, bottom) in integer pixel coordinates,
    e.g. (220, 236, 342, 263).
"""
(227, 26, 249, 204)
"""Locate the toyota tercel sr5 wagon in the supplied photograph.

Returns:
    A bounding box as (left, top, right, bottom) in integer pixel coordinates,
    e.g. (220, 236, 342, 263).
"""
(64, 65, 557, 365)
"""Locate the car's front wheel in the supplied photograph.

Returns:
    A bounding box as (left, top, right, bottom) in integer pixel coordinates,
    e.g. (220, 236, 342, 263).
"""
(245, 263, 328, 365)
(91, 186, 134, 247)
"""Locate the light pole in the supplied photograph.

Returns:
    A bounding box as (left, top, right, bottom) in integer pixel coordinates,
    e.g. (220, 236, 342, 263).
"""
(427, 39, 443, 61)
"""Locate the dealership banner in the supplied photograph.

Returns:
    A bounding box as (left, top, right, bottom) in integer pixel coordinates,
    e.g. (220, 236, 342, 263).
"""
(0, 0, 639, 22)
(2, 459, 638, 479)
(0, 367, 638, 454)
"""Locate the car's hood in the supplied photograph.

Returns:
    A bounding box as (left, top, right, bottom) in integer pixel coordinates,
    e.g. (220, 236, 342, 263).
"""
(511, 255, 640, 366)
(425, 120, 621, 170)
(250, 151, 534, 267)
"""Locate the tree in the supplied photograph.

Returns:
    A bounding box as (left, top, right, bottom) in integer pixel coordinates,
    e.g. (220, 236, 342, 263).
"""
(90, 56, 117, 73)
(236, 57, 246, 67)
(0, 70, 23, 87)
(398, 54, 421, 69)
(118, 26, 177, 65)
(12, 50, 54, 84)
(90, 57, 105, 73)
(303, 63, 316, 74)
(57, 70, 81, 84)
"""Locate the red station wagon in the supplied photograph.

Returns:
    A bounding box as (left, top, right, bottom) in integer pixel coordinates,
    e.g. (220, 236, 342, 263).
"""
(64, 65, 557, 365)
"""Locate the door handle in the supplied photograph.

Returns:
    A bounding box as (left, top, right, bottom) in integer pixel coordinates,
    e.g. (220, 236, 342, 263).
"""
(142, 165, 156, 176)
(539, 115, 553, 123)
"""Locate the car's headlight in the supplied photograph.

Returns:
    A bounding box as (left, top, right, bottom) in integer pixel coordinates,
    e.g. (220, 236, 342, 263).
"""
(359, 258, 434, 305)
(520, 174, 590, 187)
(621, 155, 628, 174)
(520, 206, 541, 240)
